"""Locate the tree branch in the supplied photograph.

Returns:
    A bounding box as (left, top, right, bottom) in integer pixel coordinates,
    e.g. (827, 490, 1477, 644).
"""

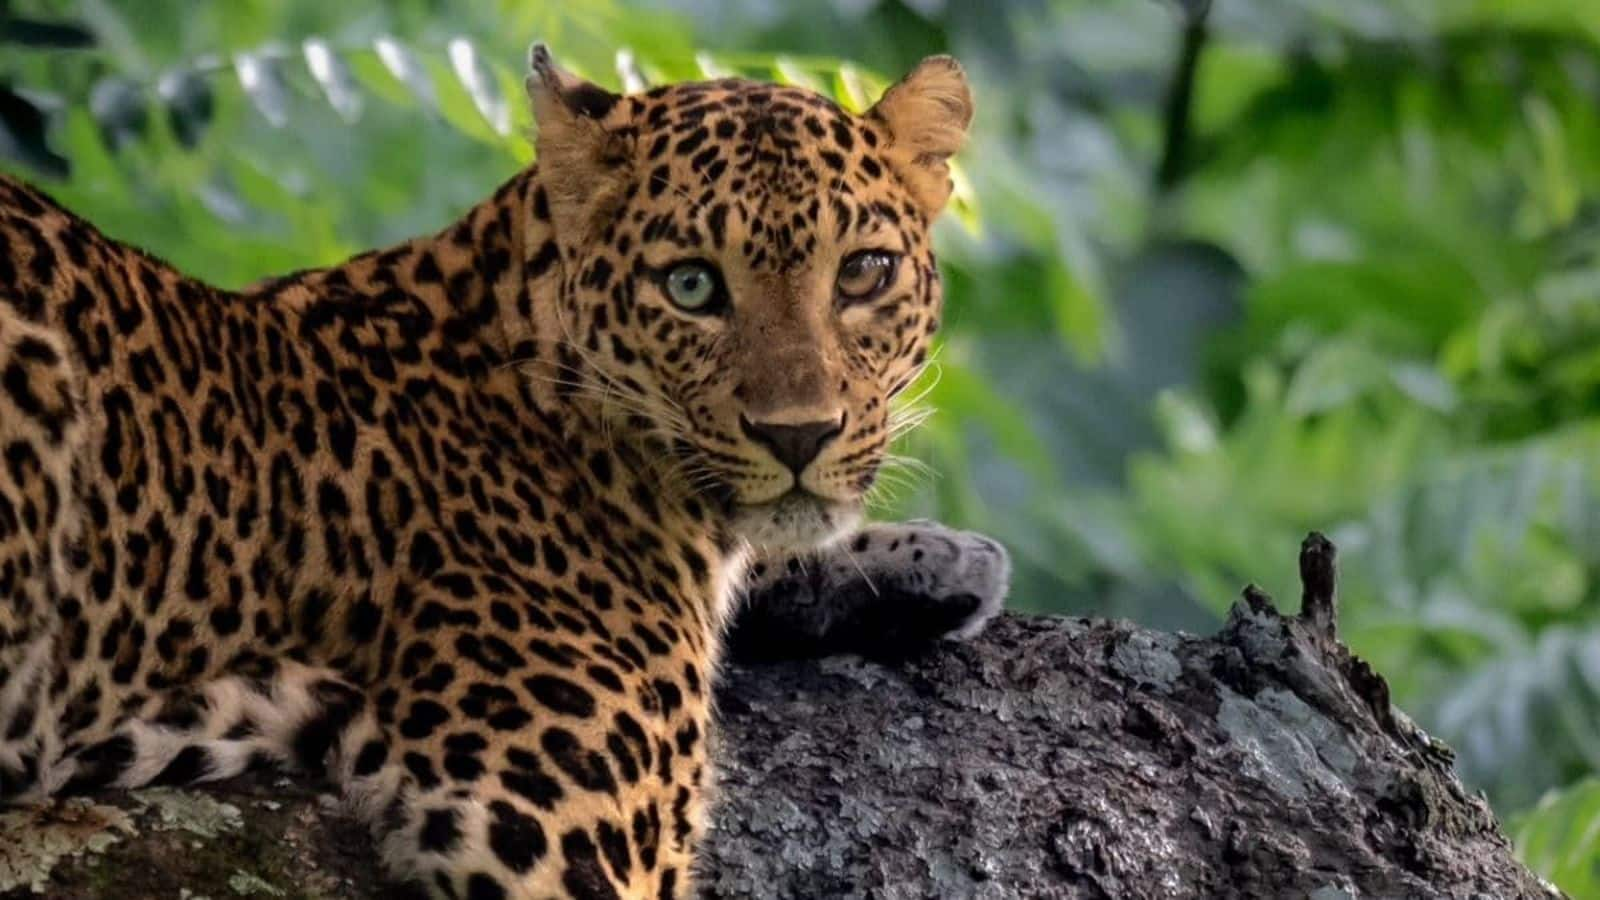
(0, 534, 1553, 899)
(1155, 0, 1212, 193)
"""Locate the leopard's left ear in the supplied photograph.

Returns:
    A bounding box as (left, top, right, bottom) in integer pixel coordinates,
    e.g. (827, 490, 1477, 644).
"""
(525, 44, 632, 239)
(867, 55, 974, 215)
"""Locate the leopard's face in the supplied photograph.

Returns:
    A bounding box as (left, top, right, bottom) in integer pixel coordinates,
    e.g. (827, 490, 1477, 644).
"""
(529, 49, 972, 552)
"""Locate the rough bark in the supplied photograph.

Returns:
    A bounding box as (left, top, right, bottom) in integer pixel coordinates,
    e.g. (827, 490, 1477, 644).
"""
(0, 536, 1557, 899)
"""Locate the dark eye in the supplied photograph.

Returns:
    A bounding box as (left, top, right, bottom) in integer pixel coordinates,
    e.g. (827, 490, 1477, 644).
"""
(836, 251, 898, 303)
(662, 261, 726, 314)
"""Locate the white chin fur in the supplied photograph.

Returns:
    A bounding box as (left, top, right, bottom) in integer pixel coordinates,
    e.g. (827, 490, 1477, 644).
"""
(729, 494, 860, 554)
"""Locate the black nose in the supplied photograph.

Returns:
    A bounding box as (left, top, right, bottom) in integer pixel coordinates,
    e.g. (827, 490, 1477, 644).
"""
(740, 413, 845, 475)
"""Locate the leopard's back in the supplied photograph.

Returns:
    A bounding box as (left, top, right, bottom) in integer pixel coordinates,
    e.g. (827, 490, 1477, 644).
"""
(0, 173, 397, 686)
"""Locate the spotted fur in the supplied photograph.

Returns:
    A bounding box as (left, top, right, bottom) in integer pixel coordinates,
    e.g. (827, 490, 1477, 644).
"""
(0, 47, 999, 898)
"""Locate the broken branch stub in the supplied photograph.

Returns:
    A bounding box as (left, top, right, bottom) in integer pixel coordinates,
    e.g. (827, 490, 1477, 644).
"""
(1298, 530, 1339, 637)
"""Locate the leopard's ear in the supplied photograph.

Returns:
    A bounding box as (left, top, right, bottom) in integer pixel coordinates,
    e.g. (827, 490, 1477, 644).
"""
(866, 55, 974, 215)
(525, 44, 631, 238)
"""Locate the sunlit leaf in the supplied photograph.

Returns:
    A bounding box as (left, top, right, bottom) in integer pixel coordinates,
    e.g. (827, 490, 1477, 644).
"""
(947, 161, 981, 237)
(1387, 362, 1458, 413)
(615, 48, 649, 93)
(373, 35, 437, 112)
(1523, 95, 1580, 234)
(424, 49, 509, 149)
(1154, 390, 1220, 454)
(694, 52, 734, 80)
(448, 37, 511, 136)
(303, 39, 363, 122)
(1283, 339, 1388, 415)
(773, 57, 826, 93)
(234, 51, 290, 128)
(834, 64, 876, 113)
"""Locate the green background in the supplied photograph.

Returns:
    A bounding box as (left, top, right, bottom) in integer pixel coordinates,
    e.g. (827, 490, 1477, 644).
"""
(5, 0, 1600, 893)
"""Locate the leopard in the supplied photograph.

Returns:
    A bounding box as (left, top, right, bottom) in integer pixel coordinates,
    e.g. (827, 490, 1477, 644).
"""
(0, 44, 1009, 899)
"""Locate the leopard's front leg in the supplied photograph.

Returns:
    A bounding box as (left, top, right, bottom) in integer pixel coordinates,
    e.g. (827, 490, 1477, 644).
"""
(367, 578, 708, 900)
(729, 520, 1010, 661)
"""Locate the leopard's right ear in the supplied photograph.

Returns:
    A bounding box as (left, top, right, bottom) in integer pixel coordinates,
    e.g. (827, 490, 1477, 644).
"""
(867, 55, 974, 215)
(525, 44, 631, 238)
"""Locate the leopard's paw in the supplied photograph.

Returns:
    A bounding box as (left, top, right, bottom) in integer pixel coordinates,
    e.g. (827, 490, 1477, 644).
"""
(840, 519, 1011, 642)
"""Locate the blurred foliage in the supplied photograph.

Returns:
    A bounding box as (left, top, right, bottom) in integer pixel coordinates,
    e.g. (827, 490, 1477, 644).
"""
(7, 0, 1600, 893)
(1516, 776, 1600, 897)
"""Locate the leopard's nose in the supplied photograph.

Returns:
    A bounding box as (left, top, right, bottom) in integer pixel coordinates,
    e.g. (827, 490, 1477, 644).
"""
(739, 412, 845, 475)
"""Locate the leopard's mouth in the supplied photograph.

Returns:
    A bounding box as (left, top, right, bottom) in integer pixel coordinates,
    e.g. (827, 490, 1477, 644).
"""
(726, 489, 860, 554)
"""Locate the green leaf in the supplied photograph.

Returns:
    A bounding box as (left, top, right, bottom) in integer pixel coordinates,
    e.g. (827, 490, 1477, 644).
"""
(447, 37, 511, 137)
(1387, 362, 1459, 413)
(834, 64, 882, 114)
(984, 178, 1107, 361)
(1523, 94, 1581, 234)
(233, 51, 290, 129)
(0, 16, 94, 49)
(1283, 339, 1389, 416)
(614, 49, 649, 93)
(946, 161, 981, 237)
(87, 77, 146, 151)
(694, 52, 734, 80)
(0, 84, 67, 177)
(773, 56, 826, 93)
(1245, 255, 1489, 357)
(371, 35, 437, 112)
(302, 39, 364, 122)
(155, 68, 214, 149)
(927, 349, 1059, 488)
(1513, 777, 1600, 898)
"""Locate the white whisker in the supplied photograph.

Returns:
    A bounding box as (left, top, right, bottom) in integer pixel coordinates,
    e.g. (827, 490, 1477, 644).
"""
(838, 541, 879, 598)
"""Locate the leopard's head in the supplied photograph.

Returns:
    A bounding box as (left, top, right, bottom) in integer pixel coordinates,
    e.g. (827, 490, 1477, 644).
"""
(525, 46, 972, 552)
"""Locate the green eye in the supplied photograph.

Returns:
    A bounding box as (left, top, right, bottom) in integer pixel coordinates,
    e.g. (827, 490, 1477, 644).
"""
(664, 262, 723, 312)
